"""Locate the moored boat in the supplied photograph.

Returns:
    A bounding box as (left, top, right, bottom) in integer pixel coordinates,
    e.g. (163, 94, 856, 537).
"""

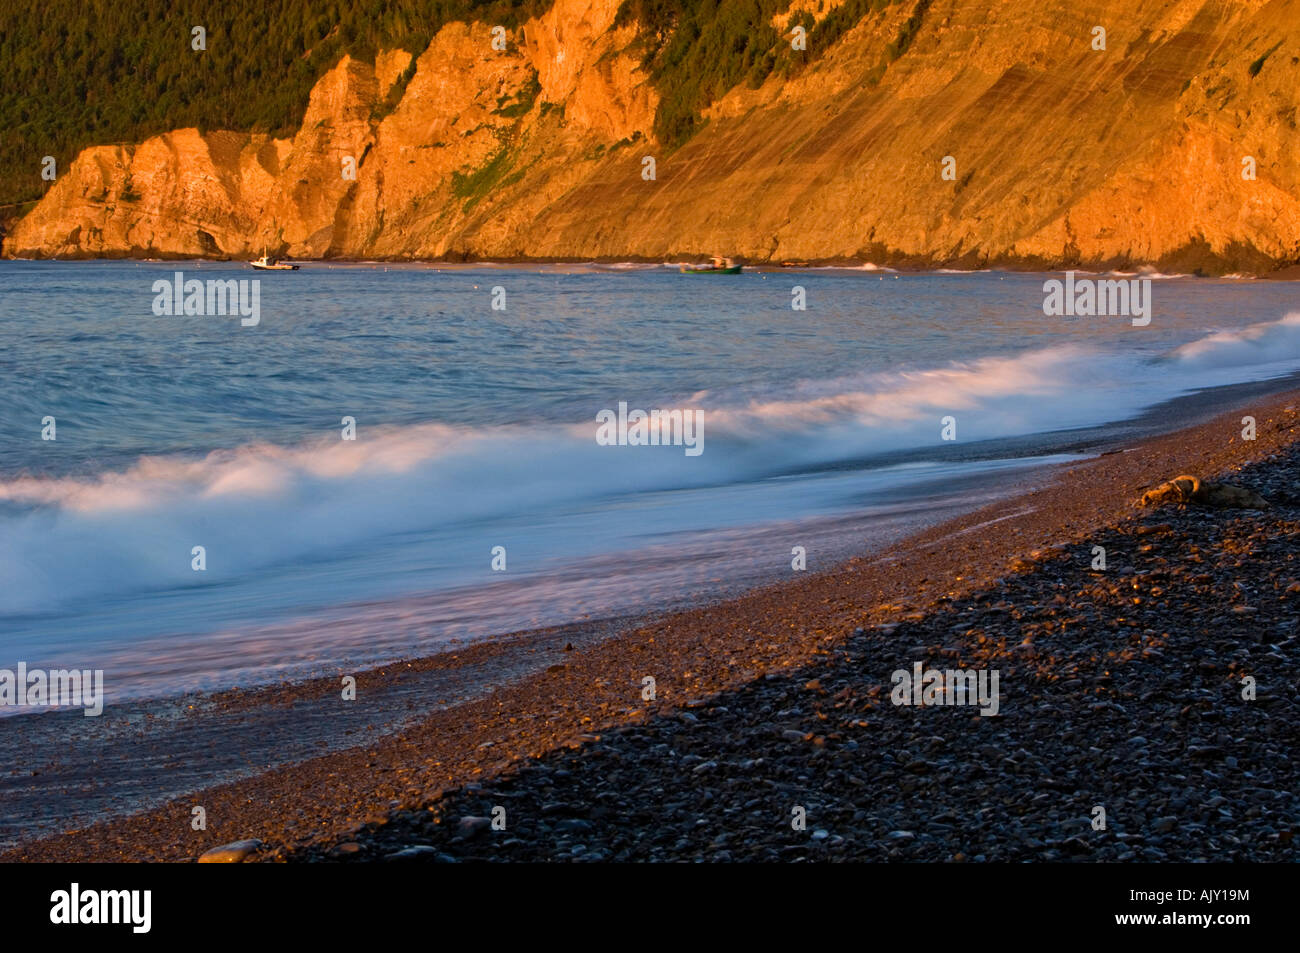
(680, 256, 742, 274)
(250, 249, 299, 271)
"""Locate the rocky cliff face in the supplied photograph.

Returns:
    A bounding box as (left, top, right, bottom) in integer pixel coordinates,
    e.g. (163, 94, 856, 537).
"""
(6, 0, 1300, 272)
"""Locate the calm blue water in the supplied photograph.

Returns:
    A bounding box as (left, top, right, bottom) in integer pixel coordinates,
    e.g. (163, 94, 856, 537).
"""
(1, 260, 1298, 701)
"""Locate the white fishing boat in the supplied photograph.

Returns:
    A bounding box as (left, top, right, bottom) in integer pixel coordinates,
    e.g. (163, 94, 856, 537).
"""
(250, 249, 299, 271)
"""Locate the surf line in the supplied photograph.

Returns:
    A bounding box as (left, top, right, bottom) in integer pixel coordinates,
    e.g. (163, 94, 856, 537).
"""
(595, 401, 704, 456)
(0, 663, 104, 716)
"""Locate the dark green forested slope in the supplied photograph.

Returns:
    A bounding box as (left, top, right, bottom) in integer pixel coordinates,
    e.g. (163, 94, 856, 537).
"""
(0, 0, 549, 210)
(0, 0, 908, 212)
(620, 0, 907, 147)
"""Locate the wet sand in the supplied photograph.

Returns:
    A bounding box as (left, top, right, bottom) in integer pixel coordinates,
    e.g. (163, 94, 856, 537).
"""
(4, 385, 1299, 862)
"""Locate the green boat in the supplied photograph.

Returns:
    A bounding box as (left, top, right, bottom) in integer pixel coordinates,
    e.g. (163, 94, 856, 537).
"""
(680, 256, 742, 274)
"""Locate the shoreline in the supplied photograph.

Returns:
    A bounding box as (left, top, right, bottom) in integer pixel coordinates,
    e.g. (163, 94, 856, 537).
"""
(3, 255, 1299, 279)
(5, 383, 1300, 861)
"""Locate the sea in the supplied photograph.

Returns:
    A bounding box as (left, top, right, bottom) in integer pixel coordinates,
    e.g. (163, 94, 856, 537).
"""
(2, 260, 1298, 706)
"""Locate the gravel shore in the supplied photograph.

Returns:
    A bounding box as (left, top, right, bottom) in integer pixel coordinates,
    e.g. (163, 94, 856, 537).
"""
(7, 392, 1300, 862)
(299, 435, 1300, 862)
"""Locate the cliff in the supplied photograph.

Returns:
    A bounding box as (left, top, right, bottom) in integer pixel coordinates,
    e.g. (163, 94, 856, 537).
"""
(6, 0, 1300, 273)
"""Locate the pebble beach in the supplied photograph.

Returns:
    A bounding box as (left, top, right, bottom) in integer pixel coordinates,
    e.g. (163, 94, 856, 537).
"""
(5, 390, 1300, 863)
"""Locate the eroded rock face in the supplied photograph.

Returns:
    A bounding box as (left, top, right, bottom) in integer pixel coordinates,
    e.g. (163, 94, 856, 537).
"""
(6, 0, 1300, 270)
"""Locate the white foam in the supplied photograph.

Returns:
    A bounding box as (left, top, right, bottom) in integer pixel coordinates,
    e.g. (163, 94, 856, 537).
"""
(5, 316, 1300, 616)
(1167, 311, 1300, 370)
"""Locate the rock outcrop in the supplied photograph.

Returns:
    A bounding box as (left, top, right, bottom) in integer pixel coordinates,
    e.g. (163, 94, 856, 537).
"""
(6, 0, 1300, 271)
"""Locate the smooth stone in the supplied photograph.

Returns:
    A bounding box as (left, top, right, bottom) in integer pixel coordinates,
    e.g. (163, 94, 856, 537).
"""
(456, 816, 492, 839)
(197, 838, 263, 863)
(384, 845, 438, 861)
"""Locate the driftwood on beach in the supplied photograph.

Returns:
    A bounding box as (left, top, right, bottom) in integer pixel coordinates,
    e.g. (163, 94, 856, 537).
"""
(1140, 474, 1268, 509)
